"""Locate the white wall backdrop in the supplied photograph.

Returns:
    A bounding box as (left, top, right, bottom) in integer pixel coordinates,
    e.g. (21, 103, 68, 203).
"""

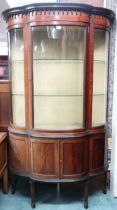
(104, 0, 117, 198)
(6, 0, 57, 8)
(110, 0, 117, 197)
(0, 0, 9, 55)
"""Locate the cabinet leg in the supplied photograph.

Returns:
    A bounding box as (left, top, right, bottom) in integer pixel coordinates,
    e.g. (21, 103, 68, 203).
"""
(10, 173, 16, 194)
(3, 167, 8, 193)
(29, 179, 35, 208)
(103, 171, 107, 194)
(57, 183, 60, 192)
(84, 181, 89, 209)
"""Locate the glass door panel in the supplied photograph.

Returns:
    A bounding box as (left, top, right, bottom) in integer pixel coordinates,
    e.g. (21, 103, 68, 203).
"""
(92, 30, 109, 127)
(10, 29, 25, 127)
(32, 26, 85, 130)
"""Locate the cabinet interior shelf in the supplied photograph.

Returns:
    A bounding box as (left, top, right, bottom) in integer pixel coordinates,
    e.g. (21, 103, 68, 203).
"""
(12, 93, 24, 96)
(11, 93, 106, 96)
(10, 59, 105, 63)
(34, 123, 83, 130)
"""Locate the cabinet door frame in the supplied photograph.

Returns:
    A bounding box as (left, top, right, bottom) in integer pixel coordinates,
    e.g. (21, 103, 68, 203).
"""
(30, 138, 59, 180)
(87, 22, 110, 130)
(60, 138, 89, 179)
(9, 133, 30, 175)
(8, 25, 27, 131)
(89, 133, 105, 174)
(29, 21, 88, 137)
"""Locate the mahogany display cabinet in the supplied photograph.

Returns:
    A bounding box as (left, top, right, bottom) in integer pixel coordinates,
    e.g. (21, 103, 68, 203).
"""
(0, 56, 9, 80)
(0, 56, 10, 132)
(3, 3, 115, 209)
(0, 132, 8, 194)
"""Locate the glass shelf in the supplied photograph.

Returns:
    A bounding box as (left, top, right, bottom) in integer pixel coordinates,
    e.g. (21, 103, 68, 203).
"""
(10, 60, 24, 63)
(33, 59, 83, 61)
(33, 94, 105, 96)
(12, 93, 24, 96)
(10, 59, 105, 64)
(10, 59, 105, 62)
(34, 123, 83, 130)
(92, 94, 105, 96)
(34, 94, 83, 96)
(93, 60, 105, 63)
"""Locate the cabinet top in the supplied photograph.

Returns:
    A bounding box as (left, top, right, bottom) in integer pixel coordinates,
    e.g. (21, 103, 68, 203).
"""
(2, 3, 115, 22)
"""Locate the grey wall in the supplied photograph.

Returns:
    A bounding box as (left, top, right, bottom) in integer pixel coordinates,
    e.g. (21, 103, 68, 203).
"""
(0, 0, 9, 54)
(107, 0, 116, 137)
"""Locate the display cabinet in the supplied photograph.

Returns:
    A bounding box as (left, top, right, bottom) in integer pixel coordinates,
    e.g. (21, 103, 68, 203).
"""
(0, 132, 8, 193)
(0, 56, 8, 80)
(3, 3, 115, 209)
(0, 56, 10, 131)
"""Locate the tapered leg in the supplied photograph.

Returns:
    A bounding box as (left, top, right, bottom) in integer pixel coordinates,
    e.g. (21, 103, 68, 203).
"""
(103, 171, 107, 194)
(84, 181, 89, 209)
(3, 167, 8, 193)
(29, 179, 35, 208)
(10, 172, 16, 194)
(57, 183, 60, 192)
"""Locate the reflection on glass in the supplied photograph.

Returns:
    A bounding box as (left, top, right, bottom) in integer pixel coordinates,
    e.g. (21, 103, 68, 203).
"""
(10, 29, 25, 127)
(92, 30, 109, 127)
(32, 26, 85, 130)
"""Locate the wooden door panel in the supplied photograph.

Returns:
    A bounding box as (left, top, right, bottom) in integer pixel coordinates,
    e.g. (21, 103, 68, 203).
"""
(9, 134, 29, 174)
(60, 138, 89, 179)
(0, 81, 10, 130)
(0, 142, 7, 171)
(0, 92, 10, 127)
(62, 143, 83, 174)
(89, 133, 105, 172)
(31, 139, 59, 179)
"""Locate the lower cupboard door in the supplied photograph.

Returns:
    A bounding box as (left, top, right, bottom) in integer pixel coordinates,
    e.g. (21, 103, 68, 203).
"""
(31, 138, 59, 180)
(60, 138, 89, 179)
(9, 134, 29, 174)
(89, 133, 105, 173)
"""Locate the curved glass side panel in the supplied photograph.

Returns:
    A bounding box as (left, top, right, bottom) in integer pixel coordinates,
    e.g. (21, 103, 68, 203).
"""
(92, 30, 109, 127)
(32, 26, 85, 130)
(10, 29, 25, 127)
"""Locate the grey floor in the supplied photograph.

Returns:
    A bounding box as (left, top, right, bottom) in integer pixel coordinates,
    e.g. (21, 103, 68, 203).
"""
(0, 176, 117, 210)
